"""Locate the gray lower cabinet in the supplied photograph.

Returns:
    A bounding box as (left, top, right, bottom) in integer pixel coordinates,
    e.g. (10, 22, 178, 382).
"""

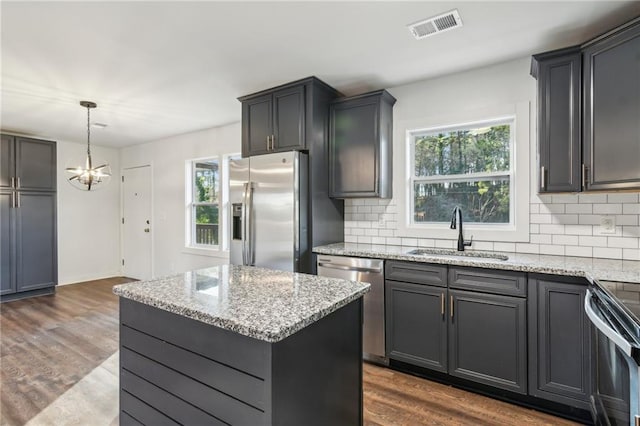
(386, 280, 447, 372)
(528, 276, 591, 409)
(1, 191, 15, 295)
(448, 289, 528, 394)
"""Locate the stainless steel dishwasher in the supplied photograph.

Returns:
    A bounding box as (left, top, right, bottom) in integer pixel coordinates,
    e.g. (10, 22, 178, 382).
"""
(317, 255, 386, 365)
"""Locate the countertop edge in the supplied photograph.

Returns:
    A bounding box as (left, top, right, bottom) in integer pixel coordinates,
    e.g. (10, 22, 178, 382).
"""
(113, 284, 369, 343)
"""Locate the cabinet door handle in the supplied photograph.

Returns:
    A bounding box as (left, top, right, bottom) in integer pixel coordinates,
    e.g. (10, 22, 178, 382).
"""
(16, 177, 20, 188)
(266, 136, 270, 151)
(441, 293, 445, 317)
(450, 295, 454, 319)
(540, 166, 546, 190)
(11, 192, 16, 208)
(270, 135, 275, 151)
(16, 193, 20, 208)
(10, 177, 15, 188)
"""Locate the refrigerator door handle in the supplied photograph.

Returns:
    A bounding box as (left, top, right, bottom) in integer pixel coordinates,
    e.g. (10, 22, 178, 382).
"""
(242, 182, 249, 265)
(247, 182, 255, 266)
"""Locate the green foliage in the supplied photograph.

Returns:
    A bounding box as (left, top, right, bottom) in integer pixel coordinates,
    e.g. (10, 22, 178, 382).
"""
(413, 124, 511, 223)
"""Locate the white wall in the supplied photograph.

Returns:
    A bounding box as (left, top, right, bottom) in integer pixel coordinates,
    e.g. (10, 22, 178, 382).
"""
(120, 122, 240, 277)
(57, 141, 122, 284)
(344, 57, 640, 260)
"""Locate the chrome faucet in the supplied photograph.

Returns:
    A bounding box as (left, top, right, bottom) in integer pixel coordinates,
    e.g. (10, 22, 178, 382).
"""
(450, 206, 472, 251)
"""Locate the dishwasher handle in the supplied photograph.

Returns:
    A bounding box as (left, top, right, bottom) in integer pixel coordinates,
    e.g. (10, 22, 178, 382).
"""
(317, 263, 383, 274)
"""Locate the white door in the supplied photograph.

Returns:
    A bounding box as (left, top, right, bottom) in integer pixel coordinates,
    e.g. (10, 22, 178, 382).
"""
(122, 166, 152, 280)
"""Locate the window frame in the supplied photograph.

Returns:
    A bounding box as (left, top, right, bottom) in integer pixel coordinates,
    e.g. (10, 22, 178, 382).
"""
(187, 157, 221, 250)
(408, 117, 516, 228)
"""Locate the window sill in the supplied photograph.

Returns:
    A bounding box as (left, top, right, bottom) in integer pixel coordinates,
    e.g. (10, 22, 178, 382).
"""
(182, 247, 230, 259)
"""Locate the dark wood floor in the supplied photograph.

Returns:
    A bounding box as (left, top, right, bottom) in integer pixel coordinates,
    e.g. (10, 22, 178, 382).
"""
(1, 278, 579, 426)
(0, 277, 133, 426)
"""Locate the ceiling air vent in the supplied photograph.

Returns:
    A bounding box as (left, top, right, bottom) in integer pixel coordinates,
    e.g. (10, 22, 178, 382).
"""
(408, 9, 463, 40)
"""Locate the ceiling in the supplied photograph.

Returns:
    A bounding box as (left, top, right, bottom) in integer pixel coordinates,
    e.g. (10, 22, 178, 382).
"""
(2, 1, 639, 148)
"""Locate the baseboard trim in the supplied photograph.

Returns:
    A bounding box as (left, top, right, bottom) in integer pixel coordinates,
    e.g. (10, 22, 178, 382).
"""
(58, 271, 123, 286)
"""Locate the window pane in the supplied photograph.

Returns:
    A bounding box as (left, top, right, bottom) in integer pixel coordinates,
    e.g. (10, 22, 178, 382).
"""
(414, 179, 510, 224)
(194, 160, 219, 203)
(414, 124, 510, 177)
(195, 205, 219, 245)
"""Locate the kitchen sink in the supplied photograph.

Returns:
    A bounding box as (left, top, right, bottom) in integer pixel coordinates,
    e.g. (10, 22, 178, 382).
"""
(406, 248, 509, 261)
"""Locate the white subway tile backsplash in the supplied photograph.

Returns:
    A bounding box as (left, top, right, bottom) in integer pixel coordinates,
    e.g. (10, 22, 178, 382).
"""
(617, 215, 639, 226)
(623, 204, 640, 215)
(593, 247, 623, 259)
(540, 244, 565, 256)
(623, 249, 640, 261)
(516, 243, 540, 254)
(608, 237, 638, 249)
(579, 194, 608, 203)
(608, 194, 638, 203)
(593, 204, 623, 214)
(552, 235, 579, 245)
(386, 237, 401, 246)
(539, 224, 565, 234)
(531, 234, 552, 244)
(553, 214, 579, 225)
(494, 242, 516, 252)
(564, 225, 593, 235)
(579, 236, 607, 246)
(566, 246, 593, 257)
(344, 189, 639, 260)
(565, 204, 592, 214)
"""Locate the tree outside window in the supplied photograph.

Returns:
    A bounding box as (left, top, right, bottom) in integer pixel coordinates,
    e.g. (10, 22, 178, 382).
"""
(411, 120, 513, 225)
(191, 159, 219, 246)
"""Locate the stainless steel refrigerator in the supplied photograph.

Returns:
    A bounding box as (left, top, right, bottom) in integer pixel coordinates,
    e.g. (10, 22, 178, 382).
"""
(229, 151, 308, 272)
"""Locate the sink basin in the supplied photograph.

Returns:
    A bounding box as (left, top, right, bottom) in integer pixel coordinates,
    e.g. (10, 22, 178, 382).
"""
(407, 248, 509, 261)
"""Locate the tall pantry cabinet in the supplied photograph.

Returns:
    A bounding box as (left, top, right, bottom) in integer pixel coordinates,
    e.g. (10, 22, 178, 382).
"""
(1, 134, 57, 301)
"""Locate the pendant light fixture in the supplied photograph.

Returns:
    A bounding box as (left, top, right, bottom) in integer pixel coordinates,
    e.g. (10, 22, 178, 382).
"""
(66, 101, 112, 191)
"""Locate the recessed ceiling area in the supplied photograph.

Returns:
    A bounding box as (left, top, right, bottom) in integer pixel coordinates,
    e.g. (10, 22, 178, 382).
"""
(2, 1, 638, 148)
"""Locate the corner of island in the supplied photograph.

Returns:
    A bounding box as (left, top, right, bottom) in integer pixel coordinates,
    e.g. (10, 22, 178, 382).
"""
(113, 264, 370, 425)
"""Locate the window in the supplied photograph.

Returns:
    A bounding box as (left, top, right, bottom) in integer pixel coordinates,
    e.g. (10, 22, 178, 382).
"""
(189, 158, 220, 247)
(410, 118, 514, 226)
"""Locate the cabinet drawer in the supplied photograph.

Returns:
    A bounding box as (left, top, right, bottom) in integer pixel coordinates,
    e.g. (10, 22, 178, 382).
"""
(385, 261, 447, 287)
(449, 267, 527, 297)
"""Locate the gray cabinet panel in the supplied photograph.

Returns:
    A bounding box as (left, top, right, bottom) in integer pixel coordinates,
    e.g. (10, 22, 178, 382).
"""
(273, 85, 305, 151)
(329, 90, 395, 198)
(242, 94, 272, 157)
(583, 20, 640, 190)
(533, 49, 581, 193)
(16, 192, 57, 292)
(386, 280, 447, 372)
(1, 191, 16, 295)
(385, 261, 447, 287)
(528, 276, 591, 409)
(449, 266, 527, 297)
(1, 135, 15, 189)
(16, 137, 56, 191)
(449, 289, 527, 394)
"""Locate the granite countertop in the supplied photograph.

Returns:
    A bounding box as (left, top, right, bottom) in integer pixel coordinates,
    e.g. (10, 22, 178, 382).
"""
(313, 242, 640, 284)
(113, 264, 369, 343)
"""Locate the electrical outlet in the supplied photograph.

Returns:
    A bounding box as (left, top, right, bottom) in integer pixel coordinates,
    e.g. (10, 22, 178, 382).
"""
(599, 215, 616, 234)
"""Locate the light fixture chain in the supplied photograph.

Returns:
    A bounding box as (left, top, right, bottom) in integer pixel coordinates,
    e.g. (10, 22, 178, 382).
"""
(86, 104, 91, 156)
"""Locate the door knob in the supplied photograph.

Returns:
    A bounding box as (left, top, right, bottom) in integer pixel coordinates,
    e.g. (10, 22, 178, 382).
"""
(144, 228, 150, 233)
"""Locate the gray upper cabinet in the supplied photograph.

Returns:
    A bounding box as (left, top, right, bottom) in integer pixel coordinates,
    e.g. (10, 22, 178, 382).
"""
(583, 19, 640, 191)
(386, 280, 448, 372)
(531, 47, 582, 193)
(239, 80, 310, 157)
(329, 90, 395, 199)
(528, 275, 591, 409)
(448, 289, 528, 394)
(1, 135, 57, 192)
(1, 134, 15, 189)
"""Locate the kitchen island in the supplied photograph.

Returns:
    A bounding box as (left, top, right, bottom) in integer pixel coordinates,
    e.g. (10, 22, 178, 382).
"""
(112, 264, 369, 426)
